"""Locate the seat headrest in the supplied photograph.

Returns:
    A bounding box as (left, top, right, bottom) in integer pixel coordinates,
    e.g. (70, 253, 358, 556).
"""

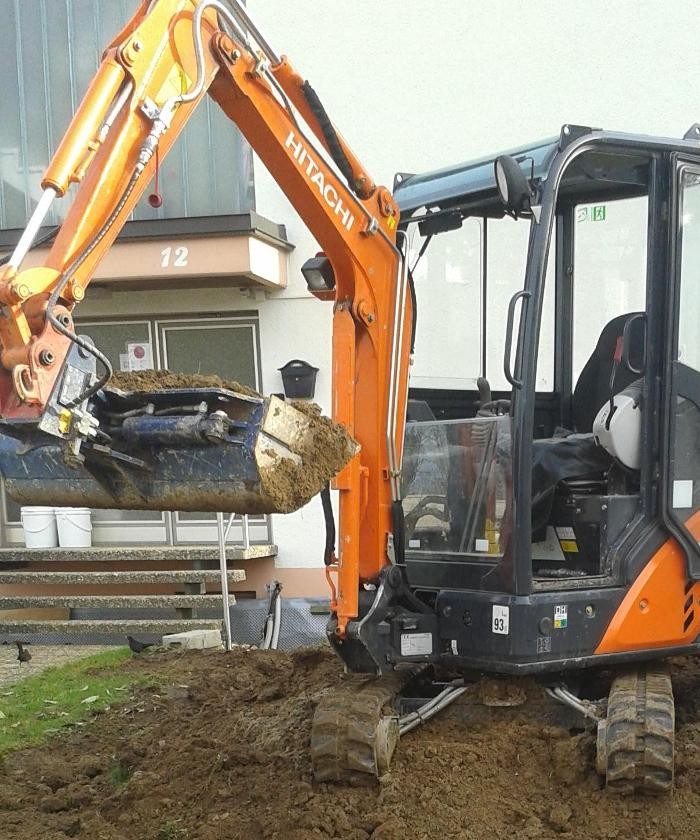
(572, 312, 645, 433)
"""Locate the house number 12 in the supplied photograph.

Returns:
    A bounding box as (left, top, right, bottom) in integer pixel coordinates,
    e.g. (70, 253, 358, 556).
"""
(161, 246, 189, 268)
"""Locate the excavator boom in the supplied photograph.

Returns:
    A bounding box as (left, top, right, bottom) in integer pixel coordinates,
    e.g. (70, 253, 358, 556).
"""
(0, 0, 412, 637)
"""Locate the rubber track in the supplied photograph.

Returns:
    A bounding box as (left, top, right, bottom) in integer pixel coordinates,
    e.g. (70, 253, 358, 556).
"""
(604, 667, 674, 795)
(311, 678, 402, 784)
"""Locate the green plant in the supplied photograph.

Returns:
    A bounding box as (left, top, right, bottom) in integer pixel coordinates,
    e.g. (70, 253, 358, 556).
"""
(0, 647, 143, 756)
(157, 821, 189, 839)
(108, 761, 132, 786)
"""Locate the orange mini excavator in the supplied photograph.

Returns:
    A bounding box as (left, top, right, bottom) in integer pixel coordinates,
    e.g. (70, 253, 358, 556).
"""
(2, 0, 700, 794)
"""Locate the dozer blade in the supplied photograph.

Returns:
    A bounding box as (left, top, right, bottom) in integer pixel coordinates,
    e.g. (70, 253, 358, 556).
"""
(0, 383, 357, 514)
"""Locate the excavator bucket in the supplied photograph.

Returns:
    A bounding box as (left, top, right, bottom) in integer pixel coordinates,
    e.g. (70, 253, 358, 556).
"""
(0, 382, 357, 514)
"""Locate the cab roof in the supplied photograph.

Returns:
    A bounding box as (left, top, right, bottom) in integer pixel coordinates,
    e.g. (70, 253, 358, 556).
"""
(393, 124, 700, 225)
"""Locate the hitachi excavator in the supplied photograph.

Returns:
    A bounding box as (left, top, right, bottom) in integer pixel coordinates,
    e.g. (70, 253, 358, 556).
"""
(2, 0, 700, 795)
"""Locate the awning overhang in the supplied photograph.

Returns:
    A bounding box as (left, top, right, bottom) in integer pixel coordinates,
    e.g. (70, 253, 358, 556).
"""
(0, 212, 293, 291)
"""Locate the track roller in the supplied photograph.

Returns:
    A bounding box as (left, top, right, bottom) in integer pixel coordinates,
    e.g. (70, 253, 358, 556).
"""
(596, 666, 674, 795)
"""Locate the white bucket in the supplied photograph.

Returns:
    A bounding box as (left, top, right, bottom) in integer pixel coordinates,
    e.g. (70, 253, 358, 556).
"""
(21, 506, 58, 549)
(55, 507, 92, 548)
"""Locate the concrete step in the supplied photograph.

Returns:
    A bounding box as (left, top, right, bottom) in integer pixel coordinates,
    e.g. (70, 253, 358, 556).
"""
(0, 594, 226, 609)
(0, 570, 246, 585)
(0, 545, 277, 563)
(0, 619, 223, 635)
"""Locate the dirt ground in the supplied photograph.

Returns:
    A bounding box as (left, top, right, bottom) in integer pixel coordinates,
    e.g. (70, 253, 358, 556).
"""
(2, 646, 700, 840)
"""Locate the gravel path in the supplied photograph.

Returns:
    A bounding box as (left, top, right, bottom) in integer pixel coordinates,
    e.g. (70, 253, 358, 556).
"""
(0, 645, 116, 689)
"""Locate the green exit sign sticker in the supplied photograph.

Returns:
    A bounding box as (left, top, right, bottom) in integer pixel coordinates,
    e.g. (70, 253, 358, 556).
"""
(577, 205, 606, 222)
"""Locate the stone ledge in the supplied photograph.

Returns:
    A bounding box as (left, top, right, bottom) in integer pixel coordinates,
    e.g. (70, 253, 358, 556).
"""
(0, 619, 223, 634)
(0, 545, 277, 564)
(0, 594, 226, 609)
(0, 570, 246, 585)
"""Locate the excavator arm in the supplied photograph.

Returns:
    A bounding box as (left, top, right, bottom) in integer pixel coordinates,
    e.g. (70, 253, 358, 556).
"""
(0, 0, 414, 638)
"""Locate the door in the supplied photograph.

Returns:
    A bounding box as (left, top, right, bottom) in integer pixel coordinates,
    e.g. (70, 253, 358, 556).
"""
(666, 163, 700, 574)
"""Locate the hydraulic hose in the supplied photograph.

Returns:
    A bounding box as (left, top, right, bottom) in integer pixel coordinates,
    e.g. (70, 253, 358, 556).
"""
(47, 166, 145, 407)
(399, 680, 467, 736)
(260, 580, 282, 650)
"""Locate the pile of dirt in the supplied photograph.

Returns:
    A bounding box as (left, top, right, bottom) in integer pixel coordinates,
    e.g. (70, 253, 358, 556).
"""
(3, 647, 700, 840)
(109, 370, 260, 398)
(259, 400, 357, 513)
(108, 370, 356, 513)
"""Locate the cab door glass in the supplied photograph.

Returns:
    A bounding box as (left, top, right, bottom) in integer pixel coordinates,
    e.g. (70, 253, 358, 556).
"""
(572, 196, 648, 383)
(670, 169, 700, 537)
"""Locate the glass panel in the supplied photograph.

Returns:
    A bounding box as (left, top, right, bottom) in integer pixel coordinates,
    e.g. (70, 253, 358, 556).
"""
(487, 217, 554, 391)
(408, 219, 482, 389)
(573, 196, 648, 383)
(0, 0, 255, 230)
(161, 324, 257, 388)
(78, 320, 154, 373)
(670, 170, 700, 535)
(402, 415, 512, 557)
(4, 493, 20, 524)
(679, 173, 700, 372)
(670, 396, 700, 520)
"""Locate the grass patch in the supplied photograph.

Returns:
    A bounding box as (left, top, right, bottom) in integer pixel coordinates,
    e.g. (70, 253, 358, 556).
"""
(108, 761, 133, 786)
(0, 647, 144, 757)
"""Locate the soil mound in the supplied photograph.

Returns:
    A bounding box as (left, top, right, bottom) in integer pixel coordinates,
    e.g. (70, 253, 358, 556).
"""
(4, 648, 700, 840)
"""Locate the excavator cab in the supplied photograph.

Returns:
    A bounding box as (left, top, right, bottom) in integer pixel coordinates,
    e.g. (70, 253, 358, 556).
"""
(313, 126, 700, 792)
(382, 124, 700, 671)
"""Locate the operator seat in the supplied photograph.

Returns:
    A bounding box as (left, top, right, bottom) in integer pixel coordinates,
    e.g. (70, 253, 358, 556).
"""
(531, 311, 645, 528)
(570, 312, 645, 434)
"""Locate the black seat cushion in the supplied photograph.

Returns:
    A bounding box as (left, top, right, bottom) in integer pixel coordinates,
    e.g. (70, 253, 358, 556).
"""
(531, 434, 613, 531)
(571, 312, 644, 432)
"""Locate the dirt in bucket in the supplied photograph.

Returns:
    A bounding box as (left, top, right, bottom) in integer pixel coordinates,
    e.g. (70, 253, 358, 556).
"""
(108, 370, 356, 513)
(109, 369, 260, 398)
(3, 647, 700, 840)
(259, 400, 357, 513)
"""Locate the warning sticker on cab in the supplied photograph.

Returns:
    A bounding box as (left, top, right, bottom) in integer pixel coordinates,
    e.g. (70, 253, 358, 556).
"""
(492, 605, 509, 635)
(556, 527, 578, 553)
(559, 540, 579, 553)
(400, 632, 433, 656)
(554, 605, 568, 629)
